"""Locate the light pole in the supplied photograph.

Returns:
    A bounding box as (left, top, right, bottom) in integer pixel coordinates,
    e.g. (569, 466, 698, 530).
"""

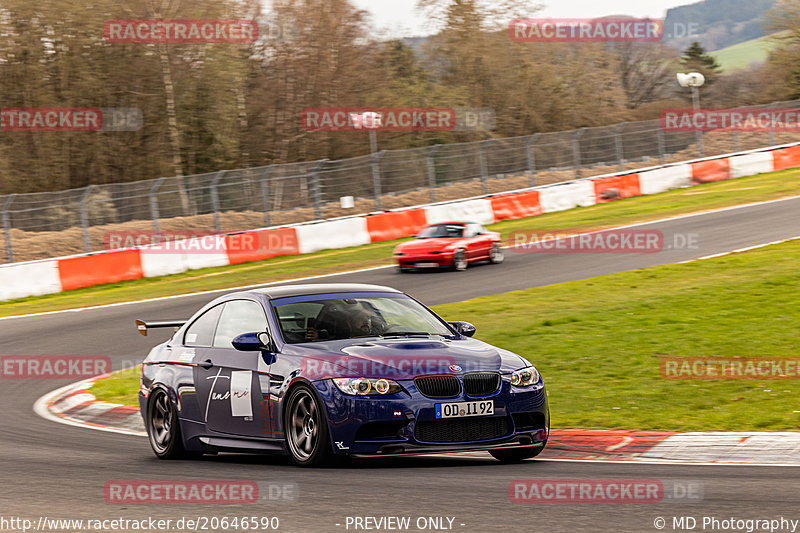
(350, 111, 384, 209)
(677, 72, 706, 156)
(677, 72, 705, 110)
(350, 111, 382, 155)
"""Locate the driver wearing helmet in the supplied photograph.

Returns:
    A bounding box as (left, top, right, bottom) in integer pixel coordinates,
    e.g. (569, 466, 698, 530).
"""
(305, 304, 386, 341)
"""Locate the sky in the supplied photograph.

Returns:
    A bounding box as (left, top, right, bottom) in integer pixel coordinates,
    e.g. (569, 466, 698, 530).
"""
(350, 0, 695, 39)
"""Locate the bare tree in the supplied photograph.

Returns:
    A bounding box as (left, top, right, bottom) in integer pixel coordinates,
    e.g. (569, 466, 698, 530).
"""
(615, 43, 676, 109)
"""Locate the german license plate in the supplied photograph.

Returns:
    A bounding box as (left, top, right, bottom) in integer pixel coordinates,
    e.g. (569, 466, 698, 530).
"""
(416, 262, 440, 268)
(435, 400, 494, 419)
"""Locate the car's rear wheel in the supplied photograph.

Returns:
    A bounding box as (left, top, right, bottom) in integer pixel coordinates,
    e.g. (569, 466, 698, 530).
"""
(147, 388, 191, 459)
(489, 446, 544, 463)
(452, 249, 468, 271)
(285, 385, 337, 467)
(488, 243, 504, 264)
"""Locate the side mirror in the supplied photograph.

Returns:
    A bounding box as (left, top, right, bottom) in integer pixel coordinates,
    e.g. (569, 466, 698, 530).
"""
(449, 321, 476, 337)
(232, 332, 273, 352)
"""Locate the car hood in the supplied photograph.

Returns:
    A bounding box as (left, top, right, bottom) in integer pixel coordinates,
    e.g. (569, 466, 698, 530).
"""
(395, 238, 459, 253)
(286, 337, 529, 380)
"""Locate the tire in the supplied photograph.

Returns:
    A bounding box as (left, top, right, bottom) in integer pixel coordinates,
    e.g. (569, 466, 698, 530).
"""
(489, 445, 544, 463)
(396, 266, 412, 273)
(452, 249, 468, 271)
(146, 388, 192, 460)
(488, 243, 504, 264)
(284, 385, 337, 467)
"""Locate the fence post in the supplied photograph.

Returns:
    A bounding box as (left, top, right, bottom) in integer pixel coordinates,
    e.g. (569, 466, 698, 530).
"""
(210, 171, 226, 233)
(768, 102, 776, 146)
(526, 133, 540, 187)
(656, 126, 665, 164)
(372, 151, 385, 211)
(149, 178, 164, 235)
(79, 185, 94, 253)
(479, 140, 490, 195)
(2, 194, 15, 263)
(426, 145, 441, 202)
(311, 159, 327, 220)
(260, 166, 273, 226)
(572, 128, 585, 179)
(615, 122, 627, 170)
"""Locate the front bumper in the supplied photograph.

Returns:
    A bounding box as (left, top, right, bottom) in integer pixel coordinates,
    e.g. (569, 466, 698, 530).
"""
(395, 252, 453, 269)
(312, 378, 549, 455)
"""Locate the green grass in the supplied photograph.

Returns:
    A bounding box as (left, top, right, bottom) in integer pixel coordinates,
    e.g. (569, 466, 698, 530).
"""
(3, 166, 799, 317)
(710, 33, 782, 72)
(90, 366, 141, 405)
(94, 239, 800, 432)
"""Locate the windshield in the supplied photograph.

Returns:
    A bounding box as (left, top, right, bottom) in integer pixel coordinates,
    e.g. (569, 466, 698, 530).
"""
(274, 294, 453, 344)
(416, 224, 464, 239)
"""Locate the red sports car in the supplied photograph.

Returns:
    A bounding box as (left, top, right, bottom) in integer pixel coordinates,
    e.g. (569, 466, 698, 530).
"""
(393, 221, 504, 272)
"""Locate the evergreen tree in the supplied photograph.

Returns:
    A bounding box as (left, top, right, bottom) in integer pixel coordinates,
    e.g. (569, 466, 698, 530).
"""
(680, 42, 722, 84)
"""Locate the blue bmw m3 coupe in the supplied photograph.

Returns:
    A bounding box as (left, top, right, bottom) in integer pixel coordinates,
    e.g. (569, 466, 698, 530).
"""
(138, 283, 548, 467)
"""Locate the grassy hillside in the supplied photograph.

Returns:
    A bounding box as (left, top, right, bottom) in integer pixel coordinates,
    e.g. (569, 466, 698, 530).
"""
(710, 33, 781, 72)
(664, 0, 774, 50)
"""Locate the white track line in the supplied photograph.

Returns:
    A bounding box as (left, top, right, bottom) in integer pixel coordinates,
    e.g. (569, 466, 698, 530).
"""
(678, 236, 800, 263)
(4, 194, 800, 322)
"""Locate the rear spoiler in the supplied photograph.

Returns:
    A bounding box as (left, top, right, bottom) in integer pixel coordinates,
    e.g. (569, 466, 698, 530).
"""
(136, 319, 186, 336)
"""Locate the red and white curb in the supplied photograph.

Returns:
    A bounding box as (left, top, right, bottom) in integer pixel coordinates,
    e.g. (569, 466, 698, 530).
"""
(639, 432, 800, 464)
(35, 376, 800, 464)
(33, 374, 146, 436)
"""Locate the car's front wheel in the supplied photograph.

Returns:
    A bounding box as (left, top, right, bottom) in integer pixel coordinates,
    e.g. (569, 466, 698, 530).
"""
(452, 249, 468, 271)
(489, 243, 504, 264)
(147, 388, 191, 459)
(489, 445, 544, 463)
(285, 385, 337, 467)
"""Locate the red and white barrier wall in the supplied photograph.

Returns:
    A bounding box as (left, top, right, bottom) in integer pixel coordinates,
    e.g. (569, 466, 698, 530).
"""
(3, 143, 800, 302)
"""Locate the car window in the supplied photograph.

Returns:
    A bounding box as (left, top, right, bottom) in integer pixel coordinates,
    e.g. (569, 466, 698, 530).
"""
(277, 302, 326, 334)
(417, 224, 463, 238)
(274, 295, 452, 344)
(184, 304, 224, 347)
(213, 300, 269, 349)
(464, 224, 480, 238)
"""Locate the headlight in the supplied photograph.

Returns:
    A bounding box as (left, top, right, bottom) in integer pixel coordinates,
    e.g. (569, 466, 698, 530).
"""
(333, 377, 403, 396)
(510, 366, 540, 387)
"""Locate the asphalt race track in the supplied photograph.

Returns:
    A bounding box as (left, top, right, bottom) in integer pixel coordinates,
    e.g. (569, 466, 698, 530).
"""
(1, 197, 800, 533)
